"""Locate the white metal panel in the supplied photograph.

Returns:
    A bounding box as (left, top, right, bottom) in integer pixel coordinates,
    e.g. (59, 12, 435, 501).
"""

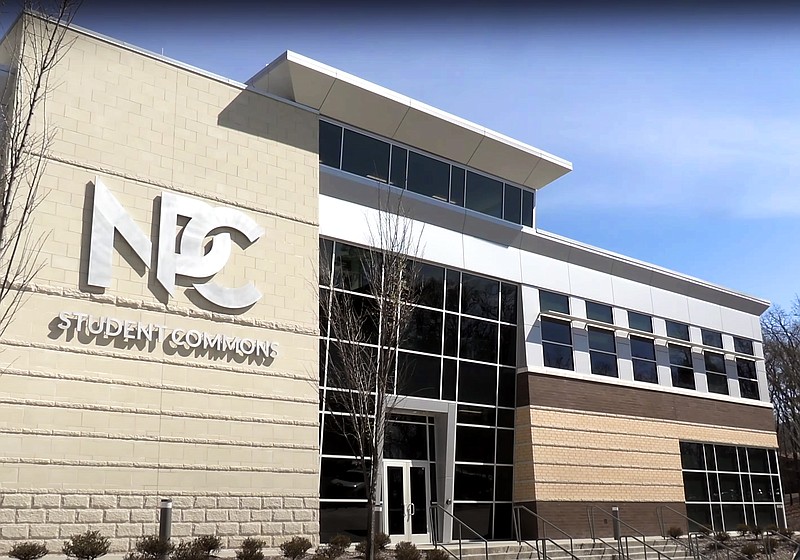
(651, 287, 691, 323)
(567, 264, 614, 303)
(520, 251, 570, 292)
(687, 297, 725, 331)
(720, 307, 757, 339)
(610, 276, 653, 314)
(462, 236, 522, 283)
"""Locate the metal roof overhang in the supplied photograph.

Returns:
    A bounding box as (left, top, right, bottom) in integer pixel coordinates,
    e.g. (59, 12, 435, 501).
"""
(248, 51, 573, 189)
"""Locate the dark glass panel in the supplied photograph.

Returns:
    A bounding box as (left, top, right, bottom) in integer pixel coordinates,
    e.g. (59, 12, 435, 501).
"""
(702, 329, 723, 349)
(429, 463, 438, 502)
(590, 351, 618, 377)
(385, 419, 428, 460)
(453, 503, 492, 539)
(319, 121, 343, 168)
(498, 367, 516, 408)
(461, 273, 500, 320)
(444, 314, 458, 357)
(455, 425, 495, 463)
(333, 243, 372, 293)
(332, 291, 378, 344)
(458, 361, 497, 405)
(497, 408, 514, 428)
(705, 445, 717, 471)
(734, 337, 754, 355)
(666, 320, 690, 341)
(680, 442, 705, 470)
(669, 345, 693, 368)
(321, 414, 361, 456)
(586, 302, 614, 324)
(503, 184, 522, 224)
(686, 504, 712, 533)
(403, 307, 443, 354)
(493, 503, 513, 539)
(543, 343, 574, 370)
(496, 430, 514, 464)
(738, 448, 750, 472)
(672, 367, 696, 390)
(389, 145, 407, 188)
(495, 467, 513, 501)
(499, 325, 517, 366)
(719, 474, 742, 501)
(772, 476, 782, 500)
(754, 505, 777, 528)
(748, 448, 770, 473)
(633, 360, 658, 384)
(341, 129, 389, 182)
(588, 327, 616, 353)
(450, 167, 465, 206)
(429, 423, 436, 460)
(454, 466, 495, 501)
(457, 405, 496, 426)
(445, 269, 460, 312)
(386, 465, 404, 534)
(407, 151, 450, 201)
(320, 289, 330, 338)
(500, 283, 518, 324)
(705, 352, 726, 374)
(412, 263, 444, 309)
(707, 373, 729, 395)
(321, 458, 367, 499)
(320, 239, 334, 286)
(320, 502, 367, 541)
(769, 450, 778, 474)
(521, 190, 534, 228)
(410, 466, 429, 534)
(397, 352, 440, 400)
(465, 171, 503, 218)
(708, 473, 720, 501)
(319, 340, 328, 385)
(631, 336, 656, 360)
(716, 446, 738, 472)
(740, 379, 760, 400)
(737, 359, 757, 379)
(721, 505, 746, 532)
(442, 359, 457, 401)
(683, 472, 709, 501)
(539, 290, 569, 314)
(541, 317, 571, 345)
(628, 311, 653, 333)
(751, 476, 772, 501)
(459, 318, 498, 363)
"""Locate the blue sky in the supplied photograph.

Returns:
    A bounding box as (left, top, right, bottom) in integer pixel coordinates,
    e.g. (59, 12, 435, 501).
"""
(26, 2, 800, 309)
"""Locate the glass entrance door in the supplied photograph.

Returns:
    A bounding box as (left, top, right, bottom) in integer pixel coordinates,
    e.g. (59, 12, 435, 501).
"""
(383, 460, 430, 543)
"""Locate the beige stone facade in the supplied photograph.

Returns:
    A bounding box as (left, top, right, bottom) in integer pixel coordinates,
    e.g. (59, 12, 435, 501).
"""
(0, 16, 319, 553)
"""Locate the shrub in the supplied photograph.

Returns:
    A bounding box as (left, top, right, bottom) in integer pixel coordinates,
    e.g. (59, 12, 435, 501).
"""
(765, 524, 779, 533)
(62, 531, 111, 560)
(737, 524, 753, 537)
(778, 527, 794, 538)
(193, 536, 221, 557)
(762, 537, 778, 554)
(713, 531, 731, 543)
(172, 537, 222, 560)
(236, 538, 266, 560)
(123, 536, 174, 560)
(280, 537, 313, 560)
(330, 535, 351, 555)
(425, 550, 449, 560)
(741, 543, 759, 560)
(668, 526, 684, 538)
(751, 526, 764, 538)
(394, 542, 421, 560)
(355, 533, 390, 556)
(9, 542, 49, 560)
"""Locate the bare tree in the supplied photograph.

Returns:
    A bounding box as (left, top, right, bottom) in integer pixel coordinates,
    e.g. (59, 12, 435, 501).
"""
(763, 303, 800, 451)
(0, 1, 79, 337)
(320, 191, 421, 560)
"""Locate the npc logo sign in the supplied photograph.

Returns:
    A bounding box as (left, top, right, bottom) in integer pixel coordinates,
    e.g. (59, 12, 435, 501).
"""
(88, 177, 264, 310)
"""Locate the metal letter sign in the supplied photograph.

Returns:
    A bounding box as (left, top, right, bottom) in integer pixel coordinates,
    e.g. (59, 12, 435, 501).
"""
(87, 177, 265, 309)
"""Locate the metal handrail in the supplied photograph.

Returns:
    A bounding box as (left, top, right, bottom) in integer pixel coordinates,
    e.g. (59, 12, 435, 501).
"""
(760, 528, 799, 560)
(587, 505, 673, 560)
(513, 505, 579, 560)
(429, 502, 489, 560)
(654, 506, 750, 560)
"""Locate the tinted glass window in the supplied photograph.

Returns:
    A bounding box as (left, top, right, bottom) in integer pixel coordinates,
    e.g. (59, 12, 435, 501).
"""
(341, 129, 389, 182)
(716, 446, 738, 471)
(734, 337, 754, 355)
(667, 320, 690, 341)
(707, 374, 729, 395)
(445, 269, 460, 312)
(454, 465, 494, 500)
(457, 405, 495, 426)
(669, 345, 693, 368)
(588, 327, 616, 353)
(450, 167, 465, 206)
(633, 360, 658, 383)
(672, 366, 696, 390)
(737, 359, 756, 379)
(543, 343, 574, 370)
(740, 379, 760, 400)
(680, 442, 705, 470)
(522, 190, 534, 227)
(384, 420, 429, 460)
(412, 263, 444, 309)
(407, 151, 450, 201)
(500, 283, 518, 323)
(320, 503, 367, 542)
(590, 351, 618, 377)
(466, 171, 503, 218)
(389, 145, 407, 188)
(496, 430, 514, 464)
(321, 458, 367, 499)
(503, 184, 522, 224)
(453, 503, 491, 539)
(402, 307, 442, 354)
(540, 290, 569, 314)
(541, 317, 571, 345)
(444, 314, 458, 356)
(459, 318, 498, 363)
(631, 336, 656, 360)
(458, 361, 497, 405)
(628, 311, 653, 333)
(705, 352, 726, 374)
(334, 243, 372, 293)
(442, 359, 456, 400)
(319, 121, 343, 168)
(455, 427, 494, 463)
(587, 302, 614, 324)
(396, 352, 440, 399)
(702, 329, 723, 348)
(499, 325, 516, 366)
(498, 367, 515, 408)
(461, 273, 500, 319)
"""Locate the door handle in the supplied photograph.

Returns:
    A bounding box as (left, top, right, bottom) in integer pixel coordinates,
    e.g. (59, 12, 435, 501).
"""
(410, 503, 415, 516)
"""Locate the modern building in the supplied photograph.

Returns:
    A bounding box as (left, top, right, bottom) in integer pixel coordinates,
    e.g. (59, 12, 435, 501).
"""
(0, 12, 781, 555)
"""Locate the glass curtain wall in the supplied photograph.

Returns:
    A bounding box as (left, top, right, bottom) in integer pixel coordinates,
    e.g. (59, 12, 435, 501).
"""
(318, 238, 518, 540)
